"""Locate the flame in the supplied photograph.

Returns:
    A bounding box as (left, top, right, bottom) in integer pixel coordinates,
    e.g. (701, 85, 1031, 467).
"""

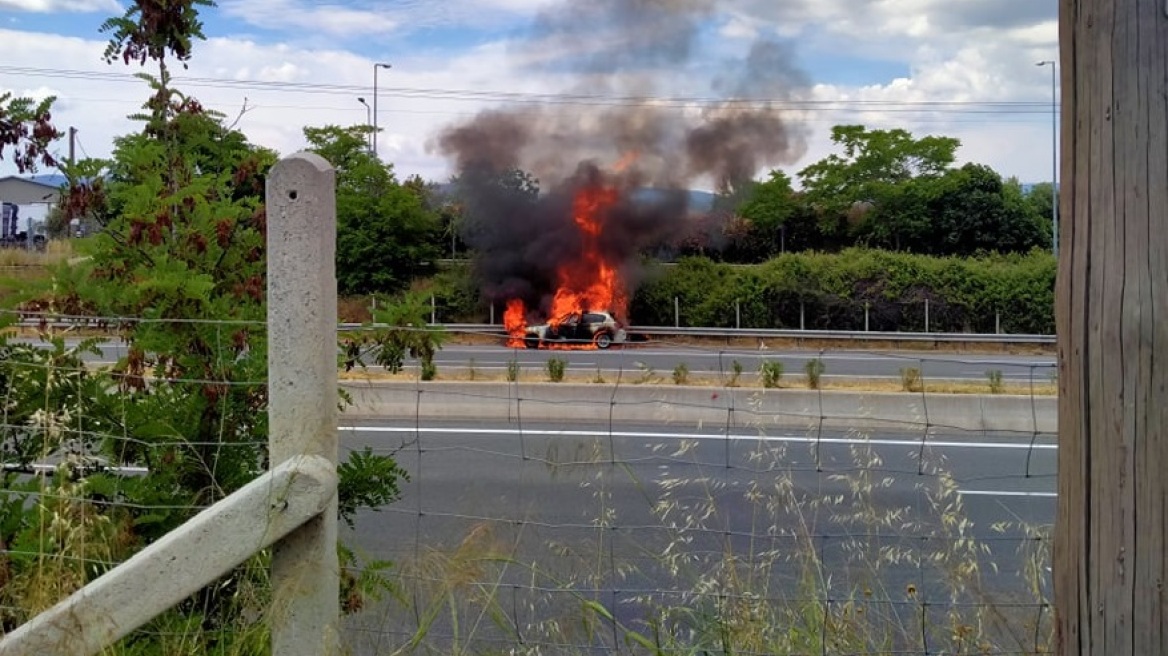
(504, 298, 526, 347)
(502, 168, 630, 350)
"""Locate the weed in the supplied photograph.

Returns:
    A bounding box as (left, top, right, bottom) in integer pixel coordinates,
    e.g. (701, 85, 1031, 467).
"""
(506, 358, 520, 382)
(986, 369, 1004, 394)
(728, 359, 743, 387)
(672, 362, 690, 385)
(420, 359, 438, 381)
(467, 357, 477, 381)
(759, 360, 784, 388)
(805, 358, 826, 389)
(593, 365, 606, 384)
(635, 361, 661, 385)
(546, 357, 566, 382)
(900, 366, 923, 392)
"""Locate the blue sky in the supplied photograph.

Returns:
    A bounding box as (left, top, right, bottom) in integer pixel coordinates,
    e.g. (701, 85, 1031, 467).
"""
(1, 0, 1060, 190)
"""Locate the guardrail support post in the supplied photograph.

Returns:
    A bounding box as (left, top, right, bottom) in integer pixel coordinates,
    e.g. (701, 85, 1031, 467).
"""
(267, 152, 339, 656)
(490, 303, 495, 325)
(431, 295, 437, 324)
(800, 301, 805, 331)
(996, 311, 1002, 334)
(864, 302, 870, 332)
(674, 296, 680, 328)
(735, 300, 740, 329)
(924, 298, 930, 333)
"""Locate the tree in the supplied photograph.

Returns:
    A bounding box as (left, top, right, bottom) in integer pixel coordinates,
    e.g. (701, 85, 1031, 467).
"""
(1055, 2, 1168, 655)
(1, 1, 408, 649)
(798, 124, 960, 235)
(303, 124, 441, 295)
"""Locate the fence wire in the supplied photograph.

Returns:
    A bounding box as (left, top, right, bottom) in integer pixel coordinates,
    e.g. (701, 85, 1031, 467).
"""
(1, 315, 1057, 655)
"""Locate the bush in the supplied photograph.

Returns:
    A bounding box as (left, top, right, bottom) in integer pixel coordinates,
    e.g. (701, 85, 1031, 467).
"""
(546, 357, 566, 383)
(629, 249, 1055, 334)
(759, 360, 784, 388)
(987, 369, 1004, 394)
(804, 358, 825, 389)
(506, 359, 520, 382)
(672, 362, 690, 385)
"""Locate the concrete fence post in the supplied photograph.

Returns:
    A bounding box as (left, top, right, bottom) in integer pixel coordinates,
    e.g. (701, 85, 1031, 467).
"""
(266, 152, 339, 655)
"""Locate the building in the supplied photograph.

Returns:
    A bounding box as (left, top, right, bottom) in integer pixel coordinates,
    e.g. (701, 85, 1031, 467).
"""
(0, 175, 64, 241)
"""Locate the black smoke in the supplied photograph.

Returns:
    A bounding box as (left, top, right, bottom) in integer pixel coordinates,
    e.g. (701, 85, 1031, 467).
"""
(431, 0, 809, 320)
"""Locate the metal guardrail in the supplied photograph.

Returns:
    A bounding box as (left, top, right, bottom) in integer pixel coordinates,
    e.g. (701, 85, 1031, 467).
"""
(12, 318, 1056, 344)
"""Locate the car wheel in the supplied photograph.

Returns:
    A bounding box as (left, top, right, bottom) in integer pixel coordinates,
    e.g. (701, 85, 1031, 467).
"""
(524, 336, 540, 349)
(594, 332, 613, 349)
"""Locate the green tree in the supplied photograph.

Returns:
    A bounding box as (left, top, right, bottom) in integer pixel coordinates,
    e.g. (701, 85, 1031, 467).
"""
(304, 124, 441, 295)
(2, 0, 409, 648)
(798, 125, 960, 235)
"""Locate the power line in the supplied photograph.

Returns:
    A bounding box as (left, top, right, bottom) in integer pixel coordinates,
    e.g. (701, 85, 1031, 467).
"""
(0, 64, 1057, 113)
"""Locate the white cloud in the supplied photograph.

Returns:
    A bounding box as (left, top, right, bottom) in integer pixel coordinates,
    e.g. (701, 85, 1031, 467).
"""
(0, 0, 1063, 187)
(0, 0, 117, 11)
(218, 0, 399, 36)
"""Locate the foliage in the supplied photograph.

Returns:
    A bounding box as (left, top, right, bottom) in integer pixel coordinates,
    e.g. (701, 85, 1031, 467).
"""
(986, 369, 1004, 394)
(0, 92, 61, 173)
(797, 124, 960, 233)
(3, 1, 410, 651)
(304, 125, 442, 296)
(506, 358, 520, 382)
(546, 357, 567, 383)
(671, 362, 690, 386)
(342, 291, 447, 376)
(759, 360, 784, 388)
(629, 249, 1056, 335)
(338, 447, 409, 530)
(804, 358, 825, 389)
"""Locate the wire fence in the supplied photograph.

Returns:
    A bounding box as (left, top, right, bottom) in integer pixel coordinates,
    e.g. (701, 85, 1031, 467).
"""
(1, 314, 1058, 655)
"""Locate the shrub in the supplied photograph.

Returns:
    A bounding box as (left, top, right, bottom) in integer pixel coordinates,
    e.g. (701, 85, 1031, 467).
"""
(759, 360, 784, 388)
(987, 369, 1004, 394)
(672, 362, 690, 385)
(728, 359, 743, 387)
(546, 357, 566, 383)
(506, 359, 520, 382)
(804, 358, 826, 389)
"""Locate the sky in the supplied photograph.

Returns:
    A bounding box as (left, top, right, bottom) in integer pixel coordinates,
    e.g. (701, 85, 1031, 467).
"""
(0, 0, 1060, 192)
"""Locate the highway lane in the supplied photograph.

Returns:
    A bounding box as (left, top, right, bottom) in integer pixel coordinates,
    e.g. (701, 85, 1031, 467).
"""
(27, 337, 1056, 382)
(339, 419, 1054, 654)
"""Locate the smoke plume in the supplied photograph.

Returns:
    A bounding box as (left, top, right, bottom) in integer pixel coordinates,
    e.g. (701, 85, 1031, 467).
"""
(431, 0, 809, 319)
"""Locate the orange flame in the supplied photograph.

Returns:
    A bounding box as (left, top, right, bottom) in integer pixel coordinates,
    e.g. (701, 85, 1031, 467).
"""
(502, 166, 631, 350)
(504, 298, 526, 347)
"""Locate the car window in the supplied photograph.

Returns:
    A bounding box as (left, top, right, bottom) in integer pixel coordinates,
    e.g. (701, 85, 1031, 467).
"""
(584, 313, 606, 323)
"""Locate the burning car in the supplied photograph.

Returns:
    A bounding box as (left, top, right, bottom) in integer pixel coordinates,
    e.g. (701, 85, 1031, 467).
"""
(523, 310, 627, 349)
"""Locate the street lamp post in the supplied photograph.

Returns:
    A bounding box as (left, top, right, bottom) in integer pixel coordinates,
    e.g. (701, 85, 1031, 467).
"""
(1037, 60, 1058, 258)
(372, 62, 392, 158)
(357, 97, 372, 152)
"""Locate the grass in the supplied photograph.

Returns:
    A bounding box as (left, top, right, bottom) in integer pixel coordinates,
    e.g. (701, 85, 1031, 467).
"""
(369, 411, 1055, 655)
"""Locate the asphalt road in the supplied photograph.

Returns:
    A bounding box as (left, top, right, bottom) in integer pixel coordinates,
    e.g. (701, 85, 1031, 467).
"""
(339, 419, 1055, 654)
(24, 337, 1056, 383)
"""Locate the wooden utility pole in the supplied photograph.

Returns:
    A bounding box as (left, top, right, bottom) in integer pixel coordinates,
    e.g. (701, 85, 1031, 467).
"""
(1055, 1, 1168, 654)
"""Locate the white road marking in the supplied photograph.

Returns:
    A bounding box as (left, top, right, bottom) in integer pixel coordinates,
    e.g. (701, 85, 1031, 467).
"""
(957, 490, 1057, 498)
(340, 425, 1056, 450)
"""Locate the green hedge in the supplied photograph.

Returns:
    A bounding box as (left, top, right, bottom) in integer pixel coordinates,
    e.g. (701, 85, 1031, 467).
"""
(628, 249, 1056, 334)
(416, 249, 1056, 334)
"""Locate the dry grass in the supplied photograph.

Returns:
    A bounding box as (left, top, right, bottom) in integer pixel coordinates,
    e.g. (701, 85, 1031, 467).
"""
(338, 366, 1058, 396)
(0, 240, 75, 267)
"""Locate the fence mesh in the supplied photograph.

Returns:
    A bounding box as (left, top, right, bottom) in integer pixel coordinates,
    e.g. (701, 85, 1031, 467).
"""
(1, 312, 1057, 655)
